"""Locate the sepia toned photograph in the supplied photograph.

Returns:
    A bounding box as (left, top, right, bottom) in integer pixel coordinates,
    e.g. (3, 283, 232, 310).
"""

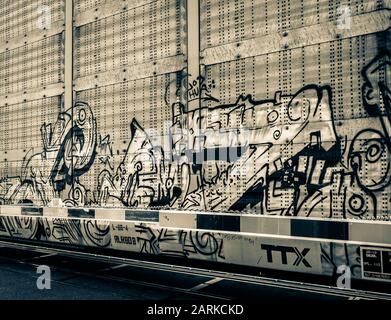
(0, 0, 389, 315)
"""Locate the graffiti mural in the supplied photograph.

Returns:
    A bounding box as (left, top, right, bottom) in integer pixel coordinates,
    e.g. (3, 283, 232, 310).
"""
(97, 119, 180, 208)
(135, 225, 224, 259)
(173, 84, 340, 213)
(0, 102, 97, 206)
(0, 215, 110, 247)
(321, 242, 361, 279)
(0, 52, 390, 220)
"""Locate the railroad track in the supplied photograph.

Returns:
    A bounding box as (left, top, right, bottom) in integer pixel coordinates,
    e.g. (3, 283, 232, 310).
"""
(0, 239, 390, 300)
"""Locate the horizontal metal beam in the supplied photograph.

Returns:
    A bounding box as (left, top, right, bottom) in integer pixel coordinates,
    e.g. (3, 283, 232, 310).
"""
(1, 205, 391, 244)
(74, 55, 186, 92)
(74, 0, 157, 27)
(0, 20, 64, 54)
(201, 10, 391, 66)
(1, 83, 64, 106)
(159, 210, 391, 244)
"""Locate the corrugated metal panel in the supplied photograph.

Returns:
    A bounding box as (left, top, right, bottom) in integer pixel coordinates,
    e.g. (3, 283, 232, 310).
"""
(200, 0, 387, 50)
(69, 0, 187, 208)
(74, 73, 182, 207)
(0, 96, 62, 205)
(0, 1, 65, 206)
(75, 0, 185, 79)
(0, 97, 61, 152)
(0, 0, 389, 221)
(0, 0, 64, 42)
(75, 0, 103, 14)
(0, 34, 63, 96)
(196, 0, 390, 218)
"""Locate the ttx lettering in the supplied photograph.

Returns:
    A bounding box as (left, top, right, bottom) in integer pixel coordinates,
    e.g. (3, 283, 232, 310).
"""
(261, 245, 312, 268)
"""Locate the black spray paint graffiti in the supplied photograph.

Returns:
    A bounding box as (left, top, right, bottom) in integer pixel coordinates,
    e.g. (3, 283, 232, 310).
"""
(97, 119, 180, 208)
(321, 242, 361, 278)
(172, 84, 340, 213)
(49, 218, 110, 247)
(186, 75, 218, 103)
(0, 102, 97, 206)
(0, 215, 110, 247)
(135, 225, 224, 259)
(0, 53, 389, 219)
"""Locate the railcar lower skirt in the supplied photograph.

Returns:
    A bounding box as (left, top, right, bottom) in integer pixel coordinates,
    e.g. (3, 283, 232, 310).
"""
(0, 206, 390, 283)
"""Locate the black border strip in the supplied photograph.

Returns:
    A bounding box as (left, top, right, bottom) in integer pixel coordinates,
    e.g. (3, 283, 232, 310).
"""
(68, 209, 95, 218)
(21, 207, 43, 216)
(291, 219, 349, 240)
(197, 215, 240, 232)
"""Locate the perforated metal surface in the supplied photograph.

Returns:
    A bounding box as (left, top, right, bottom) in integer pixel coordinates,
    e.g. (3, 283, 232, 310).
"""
(0, 1, 65, 205)
(75, 73, 181, 206)
(0, 0, 64, 42)
(75, 0, 185, 79)
(0, 34, 63, 96)
(75, 0, 102, 14)
(71, 0, 186, 207)
(200, 0, 387, 50)
(0, 0, 389, 220)
(197, 1, 390, 218)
